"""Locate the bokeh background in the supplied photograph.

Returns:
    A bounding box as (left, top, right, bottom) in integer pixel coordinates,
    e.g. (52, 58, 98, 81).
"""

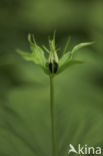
(0, 0, 103, 156)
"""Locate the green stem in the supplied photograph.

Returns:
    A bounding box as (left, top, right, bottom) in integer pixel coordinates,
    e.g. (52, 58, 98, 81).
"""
(50, 75, 57, 156)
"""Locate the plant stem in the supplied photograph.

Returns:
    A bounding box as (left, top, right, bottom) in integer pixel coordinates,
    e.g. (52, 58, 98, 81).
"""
(50, 75, 57, 156)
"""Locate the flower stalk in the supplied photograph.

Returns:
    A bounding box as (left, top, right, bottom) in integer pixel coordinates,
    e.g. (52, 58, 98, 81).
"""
(50, 75, 57, 156)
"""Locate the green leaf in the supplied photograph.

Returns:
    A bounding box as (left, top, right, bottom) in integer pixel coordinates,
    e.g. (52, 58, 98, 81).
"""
(32, 45, 46, 68)
(28, 34, 47, 67)
(57, 42, 93, 75)
(17, 49, 34, 62)
(59, 52, 72, 68)
(17, 43, 49, 73)
(72, 42, 94, 54)
(58, 59, 83, 74)
(17, 34, 50, 75)
(57, 51, 73, 74)
(17, 49, 49, 74)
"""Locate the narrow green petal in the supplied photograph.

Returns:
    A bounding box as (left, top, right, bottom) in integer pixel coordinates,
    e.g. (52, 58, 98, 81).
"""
(63, 37, 71, 55)
(42, 45, 50, 53)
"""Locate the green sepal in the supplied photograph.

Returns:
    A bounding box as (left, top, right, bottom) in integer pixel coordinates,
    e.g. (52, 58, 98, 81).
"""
(72, 42, 94, 54)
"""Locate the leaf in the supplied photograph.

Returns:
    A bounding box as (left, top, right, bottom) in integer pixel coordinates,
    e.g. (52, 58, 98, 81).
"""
(59, 51, 72, 69)
(72, 42, 94, 54)
(57, 51, 72, 74)
(32, 45, 46, 68)
(57, 42, 93, 74)
(58, 59, 83, 74)
(17, 46, 48, 74)
(17, 34, 50, 75)
(28, 34, 47, 67)
(17, 49, 34, 62)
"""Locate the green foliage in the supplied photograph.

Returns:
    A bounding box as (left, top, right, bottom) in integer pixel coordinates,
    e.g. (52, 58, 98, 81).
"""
(0, 1, 103, 156)
(72, 42, 94, 54)
(58, 59, 83, 74)
(17, 34, 48, 74)
(17, 34, 93, 76)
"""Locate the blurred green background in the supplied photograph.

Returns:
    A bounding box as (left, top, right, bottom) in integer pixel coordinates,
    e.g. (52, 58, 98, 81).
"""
(0, 0, 103, 156)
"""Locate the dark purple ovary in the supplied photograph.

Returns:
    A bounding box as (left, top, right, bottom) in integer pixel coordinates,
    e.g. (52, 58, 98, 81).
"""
(49, 62, 58, 73)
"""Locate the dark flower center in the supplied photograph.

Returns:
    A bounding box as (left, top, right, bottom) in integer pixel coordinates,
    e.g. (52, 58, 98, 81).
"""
(49, 62, 58, 73)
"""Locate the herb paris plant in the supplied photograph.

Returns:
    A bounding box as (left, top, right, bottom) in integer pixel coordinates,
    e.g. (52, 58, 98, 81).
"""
(17, 33, 93, 76)
(17, 33, 93, 156)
